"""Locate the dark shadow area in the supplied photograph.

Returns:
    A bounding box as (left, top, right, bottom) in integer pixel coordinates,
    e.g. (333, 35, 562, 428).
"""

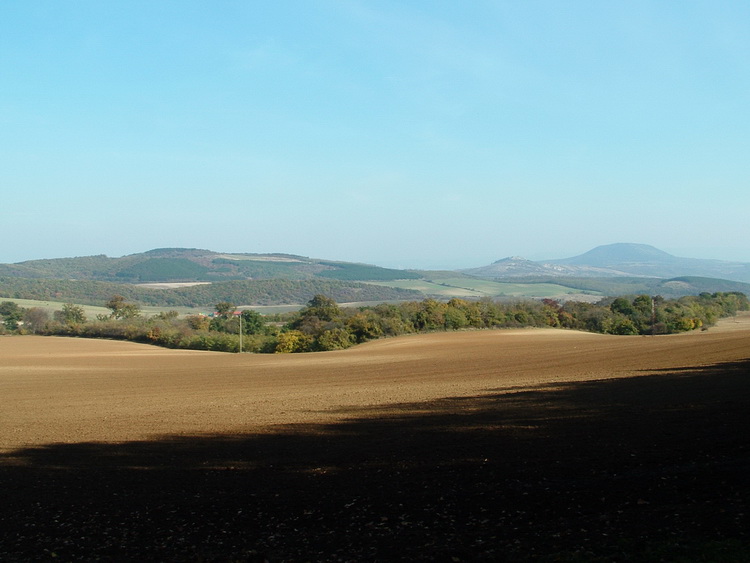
(2, 359, 750, 561)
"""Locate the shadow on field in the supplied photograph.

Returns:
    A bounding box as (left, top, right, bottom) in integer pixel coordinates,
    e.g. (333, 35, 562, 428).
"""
(2, 359, 750, 562)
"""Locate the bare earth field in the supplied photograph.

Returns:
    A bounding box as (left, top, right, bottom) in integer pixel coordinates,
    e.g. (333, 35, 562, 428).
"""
(2, 316, 750, 561)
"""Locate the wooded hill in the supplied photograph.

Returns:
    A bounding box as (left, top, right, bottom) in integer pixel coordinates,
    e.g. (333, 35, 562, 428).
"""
(0, 277, 422, 308)
(0, 249, 425, 308)
(0, 248, 423, 283)
(1, 246, 749, 309)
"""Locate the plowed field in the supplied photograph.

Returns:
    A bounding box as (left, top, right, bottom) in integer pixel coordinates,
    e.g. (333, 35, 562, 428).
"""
(2, 317, 750, 561)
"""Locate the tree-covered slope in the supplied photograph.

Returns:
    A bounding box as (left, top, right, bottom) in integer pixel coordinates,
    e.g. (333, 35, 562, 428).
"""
(2, 245, 748, 306)
(0, 249, 421, 283)
(0, 276, 421, 308)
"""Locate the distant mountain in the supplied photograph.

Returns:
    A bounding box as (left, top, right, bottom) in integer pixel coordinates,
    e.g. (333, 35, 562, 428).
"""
(465, 256, 629, 278)
(0, 248, 422, 284)
(465, 243, 750, 284)
(1, 244, 748, 307)
(0, 248, 429, 307)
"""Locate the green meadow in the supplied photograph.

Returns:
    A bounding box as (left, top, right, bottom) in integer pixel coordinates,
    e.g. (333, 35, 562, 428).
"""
(1, 278, 601, 321)
(0, 298, 210, 319)
(368, 278, 601, 299)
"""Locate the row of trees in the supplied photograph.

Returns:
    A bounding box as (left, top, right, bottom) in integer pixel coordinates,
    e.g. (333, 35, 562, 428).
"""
(2, 292, 747, 353)
(268, 292, 749, 352)
(1, 301, 87, 333)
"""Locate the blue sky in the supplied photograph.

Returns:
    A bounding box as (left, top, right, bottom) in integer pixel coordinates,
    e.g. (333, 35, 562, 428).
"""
(2, 1, 748, 269)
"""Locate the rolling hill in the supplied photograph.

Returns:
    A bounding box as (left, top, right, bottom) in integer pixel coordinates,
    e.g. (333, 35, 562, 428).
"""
(0, 248, 424, 283)
(1, 244, 749, 309)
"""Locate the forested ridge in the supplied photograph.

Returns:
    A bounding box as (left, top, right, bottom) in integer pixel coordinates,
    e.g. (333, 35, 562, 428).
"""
(0, 277, 420, 307)
(4, 248, 750, 309)
(0, 249, 421, 283)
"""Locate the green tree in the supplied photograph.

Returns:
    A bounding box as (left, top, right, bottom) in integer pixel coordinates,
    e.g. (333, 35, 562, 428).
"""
(633, 295, 653, 315)
(477, 297, 504, 327)
(0, 301, 22, 317)
(444, 306, 468, 330)
(445, 298, 478, 329)
(209, 302, 238, 333)
(346, 311, 383, 342)
(287, 294, 344, 342)
(369, 303, 408, 336)
(155, 310, 179, 320)
(54, 303, 87, 326)
(0, 301, 23, 331)
(106, 295, 141, 319)
(301, 294, 341, 322)
(316, 328, 355, 351)
(413, 299, 447, 330)
(610, 297, 634, 316)
(240, 309, 266, 335)
(604, 314, 639, 335)
(215, 302, 236, 317)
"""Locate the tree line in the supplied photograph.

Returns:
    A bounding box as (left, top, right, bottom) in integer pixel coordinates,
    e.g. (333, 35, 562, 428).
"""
(2, 291, 747, 354)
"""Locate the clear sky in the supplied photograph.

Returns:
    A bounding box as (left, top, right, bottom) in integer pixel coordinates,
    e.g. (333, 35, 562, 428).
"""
(2, 1, 748, 269)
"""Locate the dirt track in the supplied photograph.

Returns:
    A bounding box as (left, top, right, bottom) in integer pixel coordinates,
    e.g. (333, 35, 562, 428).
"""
(2, 318, 750, 561)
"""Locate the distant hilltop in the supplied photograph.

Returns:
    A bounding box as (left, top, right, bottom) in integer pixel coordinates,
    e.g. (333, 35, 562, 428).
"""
(1, 243, 750, 286)
(0, 248, 423, 284)
(1, 243, 749, 307)
(463, 243, 750, 284)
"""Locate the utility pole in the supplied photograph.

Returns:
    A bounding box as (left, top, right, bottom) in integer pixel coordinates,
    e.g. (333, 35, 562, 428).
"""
(239, 311, 243, 353)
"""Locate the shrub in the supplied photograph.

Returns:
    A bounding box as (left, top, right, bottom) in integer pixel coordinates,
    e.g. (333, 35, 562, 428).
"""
(316, 328, 355, 351)
(275, 330, 313, 353)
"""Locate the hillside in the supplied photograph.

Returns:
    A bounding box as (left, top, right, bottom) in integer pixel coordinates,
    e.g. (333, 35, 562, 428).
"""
(493, 275, 750, 299)
(0, 276, 421, 309)
(1, 244, 748, 309)
(0, 248, 423, 283)
(0, 249, 427, 308)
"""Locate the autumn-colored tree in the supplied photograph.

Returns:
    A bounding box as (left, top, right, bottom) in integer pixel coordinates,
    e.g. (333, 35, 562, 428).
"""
(23, 308, 50, 333)
(186, 315, 211, 331)
(275, 330, 313, 353)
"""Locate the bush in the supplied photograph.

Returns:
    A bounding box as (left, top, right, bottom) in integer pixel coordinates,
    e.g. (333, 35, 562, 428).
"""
(275, 330, 313, 353)
(316, 328, 355, 351)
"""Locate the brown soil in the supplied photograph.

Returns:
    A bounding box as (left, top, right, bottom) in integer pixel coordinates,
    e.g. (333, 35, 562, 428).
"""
(2, 316, 750, 561)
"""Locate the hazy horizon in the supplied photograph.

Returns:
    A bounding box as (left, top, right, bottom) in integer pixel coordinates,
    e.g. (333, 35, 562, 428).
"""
(2, 2, 748, 269)
(3, 241, 747, 272)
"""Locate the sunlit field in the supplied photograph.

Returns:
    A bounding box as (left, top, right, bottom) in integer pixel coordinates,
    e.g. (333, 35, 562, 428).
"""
(2, 316, 749, 560)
